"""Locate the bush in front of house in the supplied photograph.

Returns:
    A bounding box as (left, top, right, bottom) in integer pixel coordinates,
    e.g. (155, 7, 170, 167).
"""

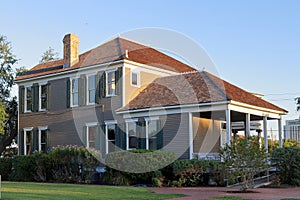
(0, 157, 12, 180)
(4, 145, 99, 183)
(271, 146, 300, 186)
(104, 150, 176, 186)
(167, 159, 222, 187)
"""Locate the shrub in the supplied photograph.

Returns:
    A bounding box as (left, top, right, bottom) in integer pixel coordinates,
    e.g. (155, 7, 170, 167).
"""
(271, 146, 300, 186)
(10, 155, 36, 181)
(170, 159, 220, 187)
(104, 150, 176, 186)
(0, 157, 12, 180)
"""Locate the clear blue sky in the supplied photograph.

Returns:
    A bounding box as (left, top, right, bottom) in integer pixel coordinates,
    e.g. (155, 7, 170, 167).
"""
(1, 0, 300, 125)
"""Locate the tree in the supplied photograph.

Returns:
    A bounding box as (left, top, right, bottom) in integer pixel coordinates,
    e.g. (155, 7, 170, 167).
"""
(220, 137, 269, 191)
(0, 100, 8, 134)
(39, 47, 59, 63)
(295, 97, 300, 117)
(0, 35, 18, 155)
(271, 146, 300, 186)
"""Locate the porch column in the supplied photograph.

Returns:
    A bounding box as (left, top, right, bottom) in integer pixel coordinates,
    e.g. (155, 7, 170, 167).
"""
(263, 116, 268, 153)
(188, 112, 193, 159)
(257, 129, 262, 148)
(278, 117, 283, 148)
(226, 109, 232, 146)
(245, 113, 251, 140)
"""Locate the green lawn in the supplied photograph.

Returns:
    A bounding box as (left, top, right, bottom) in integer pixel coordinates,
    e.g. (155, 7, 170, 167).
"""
(0, 182, 183, 200)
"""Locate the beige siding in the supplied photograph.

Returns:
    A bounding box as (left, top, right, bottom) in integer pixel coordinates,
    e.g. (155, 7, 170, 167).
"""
(124, 67, 161, 104)
(193, 117, 221, 153)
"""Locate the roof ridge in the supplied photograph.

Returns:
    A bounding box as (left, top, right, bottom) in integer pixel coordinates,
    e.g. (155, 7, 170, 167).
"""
(201, 71, 231, 101)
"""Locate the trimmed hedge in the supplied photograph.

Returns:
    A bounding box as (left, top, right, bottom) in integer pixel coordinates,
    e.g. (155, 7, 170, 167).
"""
(0, 145, 99, 183)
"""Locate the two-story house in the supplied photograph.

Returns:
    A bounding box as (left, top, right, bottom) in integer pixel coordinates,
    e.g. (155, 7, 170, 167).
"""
(15, 34, 287, 160)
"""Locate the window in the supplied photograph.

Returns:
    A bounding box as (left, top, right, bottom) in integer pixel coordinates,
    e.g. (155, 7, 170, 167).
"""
(38, 126, 48, 153)
(71, 78, 79, 107)
(86, 123, 97, 149)
(106, 124, 116, 154)
(25, 86, 32, 112)
(106, 71, 116, 96)
(127, 121, 137, 149)
(148, 120, 158, 150)
(39, 84, 47, 111)
(87, 75, 96, 104)
(24, 128, 33, 155)
(131, 71, 140, 87)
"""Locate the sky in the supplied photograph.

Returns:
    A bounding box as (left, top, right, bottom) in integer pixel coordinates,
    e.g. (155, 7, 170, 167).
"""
(1, 0, 300, 129)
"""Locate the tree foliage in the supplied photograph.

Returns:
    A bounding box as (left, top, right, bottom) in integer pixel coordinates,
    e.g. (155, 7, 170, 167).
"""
(271, 146, 300, 186)
(0, 100, 8, 134)
(220, 137, 269, 191)
(39, 47, 59, 63)
(0, 35, 18, 155)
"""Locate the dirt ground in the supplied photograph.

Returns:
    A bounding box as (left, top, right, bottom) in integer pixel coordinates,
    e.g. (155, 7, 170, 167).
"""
(149, 187, 300, 200)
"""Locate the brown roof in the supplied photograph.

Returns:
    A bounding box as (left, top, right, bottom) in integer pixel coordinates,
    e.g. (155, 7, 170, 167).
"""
(120, 71, 287, 113)
(15, 37, 195, 81)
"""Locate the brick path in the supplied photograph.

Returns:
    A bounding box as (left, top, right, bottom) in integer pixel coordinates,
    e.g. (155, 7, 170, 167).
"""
(149, 187, 300, 200)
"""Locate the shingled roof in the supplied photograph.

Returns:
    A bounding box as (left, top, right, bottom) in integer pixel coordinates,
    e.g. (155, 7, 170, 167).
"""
(15, 37, 195, 81)
(119, 71, 287, 113)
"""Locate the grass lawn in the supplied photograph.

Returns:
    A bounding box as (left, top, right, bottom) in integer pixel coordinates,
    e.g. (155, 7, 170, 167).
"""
(0, 182, 183, 200)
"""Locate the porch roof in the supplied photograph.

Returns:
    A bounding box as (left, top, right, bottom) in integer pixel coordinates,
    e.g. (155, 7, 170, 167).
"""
(118, 71, 287, 114)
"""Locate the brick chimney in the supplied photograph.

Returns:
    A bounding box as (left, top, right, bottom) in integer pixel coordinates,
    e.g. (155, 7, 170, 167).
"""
(63, 33, 79, 68)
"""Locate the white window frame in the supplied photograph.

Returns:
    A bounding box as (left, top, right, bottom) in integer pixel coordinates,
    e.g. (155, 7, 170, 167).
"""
(38, 126, 48, 152)
(125, 118, 138, 150)
(86, 74, 97, 105)
(86, 122, 98, 149)
(130, 70, 140, 87)
(70, 77, 79, 107)
(24, 85, 33, 113)
(106, 70, 116, 97)
(105, 120, 117, 154)
(145, 116, 159, 150)
(23, 127, 33, 155)
(39, 83, 48, 111)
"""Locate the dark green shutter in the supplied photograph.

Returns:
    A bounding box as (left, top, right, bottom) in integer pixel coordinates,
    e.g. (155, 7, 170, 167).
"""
(66, 79, 70, 108)
(116, 123, 126, 150)
(19, 130, 24, 155)
(32, 84, 39, 112)
(82, 126, 87, 146)
(100, 125, 106, 157)
(19, 86, 25, 113)
(95, 72, 101, 104)
(46, 129, 50, 153)
(95, 126, 100, 151)
(79, 75, 86, 106)
(157, 120, 163, 149)
(46, 83, 50, 110)
(115, 67, 122, 95)
(30, 130, 35, 154)
(33, 128, 38, 152)
(100, 72, 106, 98)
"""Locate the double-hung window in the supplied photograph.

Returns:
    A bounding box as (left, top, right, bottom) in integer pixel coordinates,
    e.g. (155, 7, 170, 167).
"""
(146, 117, 160, 150)
(87, 75, 96, 104)
(126, 120, 138, 150)
(86, 123, 97, 149)
(71, 78, 79, 107)
(25, 86, 32, 112)
(39, 84, 47, 111)
(38, 126, 48, 153)
(23, 128, 33, 155)
(106, 123, 116, 154)
(106, 71, 116, 96)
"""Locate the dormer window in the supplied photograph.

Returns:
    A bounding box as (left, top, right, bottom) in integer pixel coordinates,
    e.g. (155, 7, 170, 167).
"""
(131, 71, 140, 87)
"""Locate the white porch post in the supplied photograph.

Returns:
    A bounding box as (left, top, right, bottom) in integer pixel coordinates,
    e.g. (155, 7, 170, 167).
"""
(188, 112, 194, 159)
(278, 117, 283, 148)
(226, 109, 232, 146)
(245, 113, 251, 140)
(263, 116, 268, 153)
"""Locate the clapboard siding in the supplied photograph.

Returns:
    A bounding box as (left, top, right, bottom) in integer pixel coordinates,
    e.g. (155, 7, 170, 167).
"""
(162, 113, 190, 159)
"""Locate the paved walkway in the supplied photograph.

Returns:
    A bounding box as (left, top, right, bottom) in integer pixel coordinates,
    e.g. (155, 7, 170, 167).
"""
(149, 187, 300, 200)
